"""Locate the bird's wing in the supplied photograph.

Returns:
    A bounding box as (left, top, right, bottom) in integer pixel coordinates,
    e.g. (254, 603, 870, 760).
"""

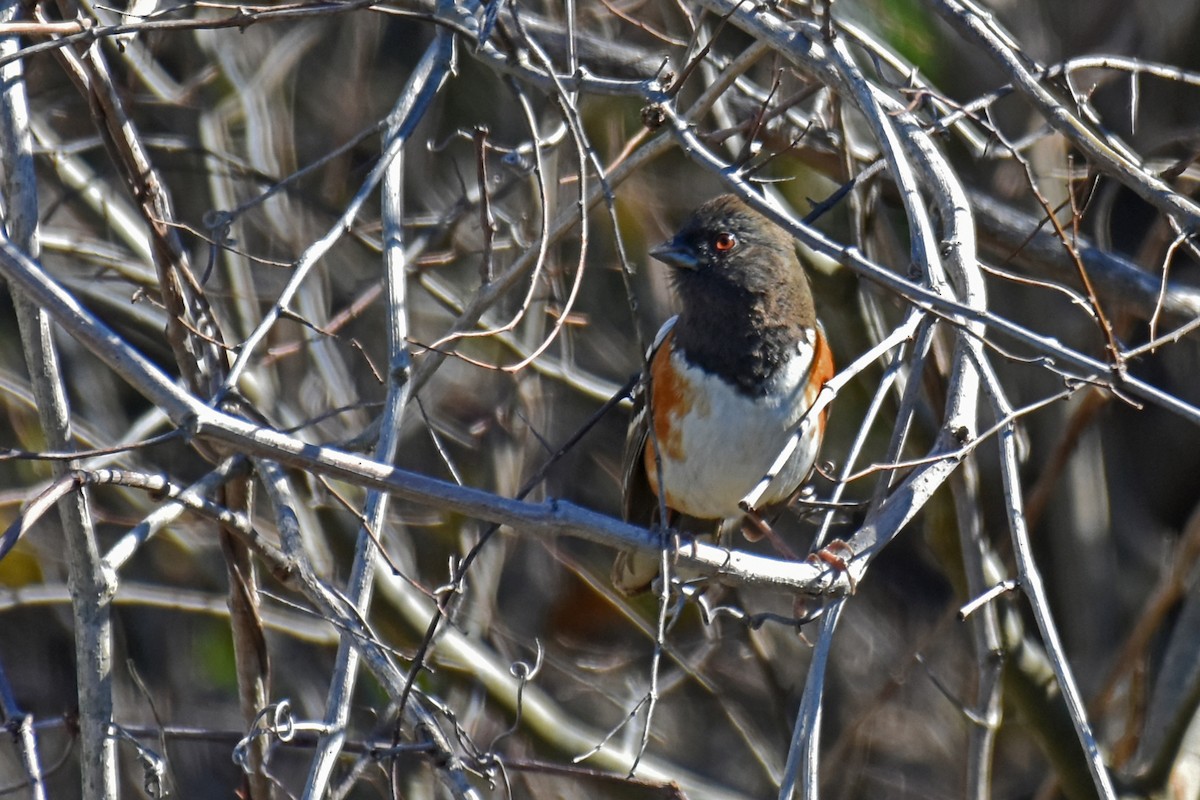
(620, 316, 677, 524)
(614, 318, 680, 594)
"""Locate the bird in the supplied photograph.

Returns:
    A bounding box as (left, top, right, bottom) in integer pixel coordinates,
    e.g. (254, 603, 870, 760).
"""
(614, 193, 835, 595)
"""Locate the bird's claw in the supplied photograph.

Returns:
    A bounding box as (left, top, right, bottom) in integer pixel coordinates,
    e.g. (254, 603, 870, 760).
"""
(806, 538, 856, 592)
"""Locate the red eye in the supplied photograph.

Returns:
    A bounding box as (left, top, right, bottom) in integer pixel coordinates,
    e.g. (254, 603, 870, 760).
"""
(714, 232, 737, 252)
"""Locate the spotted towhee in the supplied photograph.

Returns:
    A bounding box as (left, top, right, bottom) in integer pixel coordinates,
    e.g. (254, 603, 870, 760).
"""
(614, 194, 835, 594)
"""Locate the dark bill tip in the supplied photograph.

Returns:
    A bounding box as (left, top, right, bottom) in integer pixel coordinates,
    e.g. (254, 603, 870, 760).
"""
(649, 239, 699, 270)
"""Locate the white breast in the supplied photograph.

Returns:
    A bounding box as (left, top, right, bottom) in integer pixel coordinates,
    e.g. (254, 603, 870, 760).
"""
(652, 340, 822, 521)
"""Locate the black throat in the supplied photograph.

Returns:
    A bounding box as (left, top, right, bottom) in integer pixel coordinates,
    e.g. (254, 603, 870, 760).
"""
(670, 277, 803, 396)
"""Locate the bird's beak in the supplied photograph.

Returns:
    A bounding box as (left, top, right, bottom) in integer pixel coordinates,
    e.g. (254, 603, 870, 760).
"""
(650, 237, 699, 270)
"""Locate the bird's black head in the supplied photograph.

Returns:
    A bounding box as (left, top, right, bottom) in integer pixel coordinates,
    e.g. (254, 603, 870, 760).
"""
(649, 194, 819, 393)
(650, 194, 802, 297)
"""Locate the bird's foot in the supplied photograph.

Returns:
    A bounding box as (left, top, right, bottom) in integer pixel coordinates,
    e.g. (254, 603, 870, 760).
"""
(806, 538, 856, 592)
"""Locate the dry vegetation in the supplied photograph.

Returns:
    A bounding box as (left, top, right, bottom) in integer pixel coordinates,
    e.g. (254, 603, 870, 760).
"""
(4, 0, 1200, 798)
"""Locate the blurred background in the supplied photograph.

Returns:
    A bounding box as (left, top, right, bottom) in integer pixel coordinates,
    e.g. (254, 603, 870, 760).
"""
(4, 0, 1200, 797)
